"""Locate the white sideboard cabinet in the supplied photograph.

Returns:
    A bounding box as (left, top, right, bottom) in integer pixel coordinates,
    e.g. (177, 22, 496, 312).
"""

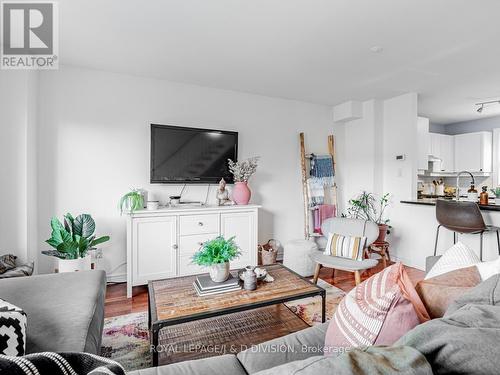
(126, 205, 259, 297)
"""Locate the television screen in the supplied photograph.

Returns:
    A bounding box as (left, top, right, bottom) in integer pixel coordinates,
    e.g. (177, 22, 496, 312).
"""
(150, 124, 238, 183)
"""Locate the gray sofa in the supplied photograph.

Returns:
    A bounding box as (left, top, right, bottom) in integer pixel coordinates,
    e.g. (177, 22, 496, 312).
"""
(0, 270, 106, 354)
(129, 271, 500, 375)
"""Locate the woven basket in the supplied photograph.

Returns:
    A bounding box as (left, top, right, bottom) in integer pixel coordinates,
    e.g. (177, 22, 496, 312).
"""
(259, 239, 278, 265)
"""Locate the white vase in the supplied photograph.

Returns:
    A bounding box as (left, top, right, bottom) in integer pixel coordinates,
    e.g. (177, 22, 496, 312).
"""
(209, 262, 230, 282)
(56, 254, 92, 273)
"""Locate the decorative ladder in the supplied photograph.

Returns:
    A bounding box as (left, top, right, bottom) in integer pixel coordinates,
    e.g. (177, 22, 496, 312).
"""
(299, 132, 338, 240)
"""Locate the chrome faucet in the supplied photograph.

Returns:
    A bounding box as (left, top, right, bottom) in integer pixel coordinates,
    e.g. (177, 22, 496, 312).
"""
(455, 171, 475, 201)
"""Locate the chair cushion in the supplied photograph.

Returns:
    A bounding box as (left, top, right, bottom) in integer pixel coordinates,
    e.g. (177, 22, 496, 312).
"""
(324, 263, 429, 354)
(128, 354, 246, 375)
(237, 323, 328, 374)
(324, 233, 366, 261)
(0, 299, 26, 356)
(321, 218, 379, 246)
(310, 251, 378, 271)
(425, 241, 479, 279)
(416, 266, 481, 319)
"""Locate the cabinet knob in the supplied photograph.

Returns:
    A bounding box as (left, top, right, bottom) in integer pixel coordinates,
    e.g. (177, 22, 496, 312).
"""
(198, 242, 204, 246)
(198, 222, 204, 226)
(172, 244, 178, 250)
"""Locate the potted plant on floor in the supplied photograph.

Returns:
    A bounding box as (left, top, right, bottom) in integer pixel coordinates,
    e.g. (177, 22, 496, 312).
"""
(192, 236, 240, 282)
(43, 213, 110, 272)
(228, 157, 259, 205)
(347, 192, 391, 242)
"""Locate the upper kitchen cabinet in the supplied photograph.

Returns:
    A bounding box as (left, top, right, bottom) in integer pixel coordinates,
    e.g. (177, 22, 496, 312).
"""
(454, 132, 492, 173)
(428, 133, 455, 172)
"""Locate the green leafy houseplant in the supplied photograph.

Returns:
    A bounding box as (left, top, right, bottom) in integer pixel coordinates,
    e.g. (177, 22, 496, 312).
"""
(119, 189, 144, 215)
(192, 236, 240, 266)
(45, 213, 110, 260)
(347, 192, 390, 225)
(491, 187, 500, 198)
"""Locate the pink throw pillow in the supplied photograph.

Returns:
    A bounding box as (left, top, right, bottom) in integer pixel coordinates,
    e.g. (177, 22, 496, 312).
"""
(324, 262, 429, 355)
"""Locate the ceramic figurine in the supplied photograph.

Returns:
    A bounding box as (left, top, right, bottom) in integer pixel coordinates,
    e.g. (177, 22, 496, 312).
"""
(216, 178, 233, 206)
(243, 266, 257, 290)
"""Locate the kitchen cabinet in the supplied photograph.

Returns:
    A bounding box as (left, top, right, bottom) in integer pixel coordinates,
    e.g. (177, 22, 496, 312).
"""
(428, 133, 455, 172)
(454, 132, 492, 172)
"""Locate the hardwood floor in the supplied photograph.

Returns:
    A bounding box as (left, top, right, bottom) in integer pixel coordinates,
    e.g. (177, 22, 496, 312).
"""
(104, 263, 424, 318)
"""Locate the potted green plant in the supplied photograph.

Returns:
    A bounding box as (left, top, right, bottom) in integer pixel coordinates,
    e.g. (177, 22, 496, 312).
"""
(119, 189, 145, 215)
(491, 187, 500, 205)
(43, 213, 110, 272)
(192, 236, 240, 282)
(347, 192, 391, 242)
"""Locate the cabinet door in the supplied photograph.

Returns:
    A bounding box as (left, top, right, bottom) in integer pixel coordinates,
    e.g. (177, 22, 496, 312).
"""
(132, 216, 177, 285)
(429, 133, 441, 158)
(439, 135, 455, 172)
(220, 211, 257, 270)
(454, 133, 482, 172)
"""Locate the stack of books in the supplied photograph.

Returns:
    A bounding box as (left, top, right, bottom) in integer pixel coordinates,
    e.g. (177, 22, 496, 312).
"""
(193, 273, 241, 296)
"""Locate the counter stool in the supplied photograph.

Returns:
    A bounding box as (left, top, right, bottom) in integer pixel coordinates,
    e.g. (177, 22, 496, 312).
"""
(434, 199, 500, 261)
(367, 241, 391, 268)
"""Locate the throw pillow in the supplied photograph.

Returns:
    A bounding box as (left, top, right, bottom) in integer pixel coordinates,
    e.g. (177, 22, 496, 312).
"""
(324, 262, 429, 355)
(0, 254, 17, 274)
(0, 262, 34, 279)
(425, 241, 479, 280)
(0, 299, 27, 356)
(324, 233, 366, 261)
(416, 266, 482, 319)
(476, 257, 500, 280)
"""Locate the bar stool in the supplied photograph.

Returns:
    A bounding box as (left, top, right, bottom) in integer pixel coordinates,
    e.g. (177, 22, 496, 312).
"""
(434, 199, 500, 260)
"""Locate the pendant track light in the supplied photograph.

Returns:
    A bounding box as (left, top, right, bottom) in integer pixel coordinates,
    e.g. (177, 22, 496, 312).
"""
(475, 100, 500, 114)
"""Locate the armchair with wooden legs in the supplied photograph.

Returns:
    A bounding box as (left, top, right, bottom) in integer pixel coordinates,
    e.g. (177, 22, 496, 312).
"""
(309, 217, 380, 286)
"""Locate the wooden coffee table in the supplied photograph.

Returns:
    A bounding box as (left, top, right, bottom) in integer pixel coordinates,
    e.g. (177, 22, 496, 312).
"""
(148, 264, 326, 366)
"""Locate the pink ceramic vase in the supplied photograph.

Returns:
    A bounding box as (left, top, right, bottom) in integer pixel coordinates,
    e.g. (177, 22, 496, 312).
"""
(232, 182, 251, 205)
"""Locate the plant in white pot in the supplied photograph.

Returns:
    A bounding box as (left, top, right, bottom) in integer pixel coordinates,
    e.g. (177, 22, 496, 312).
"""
(43, 213, 110, 272)
(347, 192, 391, 242)
(192, 236, 240, 282)
(119, 189, 145, 215)
(228, 157, 259, 205)
(491, 187, 500, 205)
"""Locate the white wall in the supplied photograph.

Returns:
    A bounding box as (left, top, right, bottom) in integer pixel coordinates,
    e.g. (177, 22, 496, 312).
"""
(0, 71, 38, 264)
(37, 66, 339, 278)
(339, 100, 383, 205)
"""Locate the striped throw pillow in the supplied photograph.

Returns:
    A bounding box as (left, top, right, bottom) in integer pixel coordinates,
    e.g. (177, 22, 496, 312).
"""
(324, 233, 366, 261)
(324, 263, 429, 355)
(425, 241, 480, 280)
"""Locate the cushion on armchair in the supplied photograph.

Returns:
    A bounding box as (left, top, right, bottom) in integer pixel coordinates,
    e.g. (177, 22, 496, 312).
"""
(324, 263, 429, 355)
(324, 233, 366, 261)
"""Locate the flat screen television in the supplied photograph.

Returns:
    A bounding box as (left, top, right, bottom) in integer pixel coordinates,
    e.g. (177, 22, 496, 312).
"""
(150, 124, 238, 184)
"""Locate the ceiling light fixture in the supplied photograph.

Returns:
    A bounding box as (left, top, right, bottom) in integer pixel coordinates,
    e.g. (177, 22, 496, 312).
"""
(370, 46, 383, 53)
(475, 100, 500, 114)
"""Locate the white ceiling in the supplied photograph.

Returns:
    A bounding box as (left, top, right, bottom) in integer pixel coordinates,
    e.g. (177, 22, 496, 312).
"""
(61, 0, 500, 124)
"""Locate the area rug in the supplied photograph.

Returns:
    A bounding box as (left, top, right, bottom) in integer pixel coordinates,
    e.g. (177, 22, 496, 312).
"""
(101, 278, 345, 372)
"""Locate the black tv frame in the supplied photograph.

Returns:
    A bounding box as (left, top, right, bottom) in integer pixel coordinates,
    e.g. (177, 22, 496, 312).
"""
(150, 124, 238, 184)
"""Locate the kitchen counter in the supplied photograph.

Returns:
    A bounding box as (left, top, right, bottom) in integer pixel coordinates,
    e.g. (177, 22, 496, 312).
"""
(401, 199, 500, 211)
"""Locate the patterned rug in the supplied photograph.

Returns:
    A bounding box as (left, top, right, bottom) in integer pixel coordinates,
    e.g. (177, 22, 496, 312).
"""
(101, 279, 345, 372)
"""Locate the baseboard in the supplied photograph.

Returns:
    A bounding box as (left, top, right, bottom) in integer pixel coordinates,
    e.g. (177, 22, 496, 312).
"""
(107, 272, 126, 283)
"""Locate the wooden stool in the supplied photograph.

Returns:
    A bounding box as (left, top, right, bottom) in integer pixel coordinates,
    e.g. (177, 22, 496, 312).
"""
(368, 241, 391, 268)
